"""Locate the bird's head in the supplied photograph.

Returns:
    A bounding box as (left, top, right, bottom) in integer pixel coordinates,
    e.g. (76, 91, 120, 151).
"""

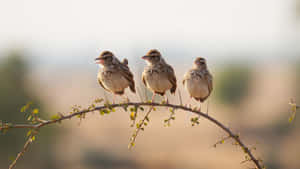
(194, 57, 207, 69)
(95, 51, 115, 66)
(142, 49, 162, 65)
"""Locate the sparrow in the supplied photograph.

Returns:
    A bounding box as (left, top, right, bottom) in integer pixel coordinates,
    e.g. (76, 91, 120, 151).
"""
(183, 57, 213, 111)
(141, 49, 177, 102)
(95, 51, 135, 102)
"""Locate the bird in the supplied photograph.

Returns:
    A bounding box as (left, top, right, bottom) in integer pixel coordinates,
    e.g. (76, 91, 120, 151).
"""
(141, 49, 177, 103)
(182, 57, 213, 112)
(95, 51, 135, 103)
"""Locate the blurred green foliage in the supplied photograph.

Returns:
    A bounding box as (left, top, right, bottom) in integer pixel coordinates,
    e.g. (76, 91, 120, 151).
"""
(0, 50, 57, 168)
(214, 64, 253, 106)
(0, 51, 36, 153)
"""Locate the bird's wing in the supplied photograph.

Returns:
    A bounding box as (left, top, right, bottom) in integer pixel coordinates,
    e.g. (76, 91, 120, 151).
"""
(199, 71, 213, 102)
(97, 74, 110, 92)
(205, 70, 213, 93)
(165, 64, 177, 94)
(142, 72, 147, 87)
(117, 63, 136, 93)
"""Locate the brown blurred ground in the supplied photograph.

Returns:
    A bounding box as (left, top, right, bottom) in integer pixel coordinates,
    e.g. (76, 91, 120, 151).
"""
(19, 62, 299, 169)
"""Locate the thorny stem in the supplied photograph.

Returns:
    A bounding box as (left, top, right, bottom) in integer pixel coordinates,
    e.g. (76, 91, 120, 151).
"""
(1, 102, 266, 169)
(164, 108, 176, 127)
(129, 106, 153, 149)
(212, 135, 231, 148)
(8, 134, 36, 169)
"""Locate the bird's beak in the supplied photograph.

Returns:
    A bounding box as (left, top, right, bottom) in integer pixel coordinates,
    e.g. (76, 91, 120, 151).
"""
(95, 57, 105, 64)
(142, 55, 149, 60)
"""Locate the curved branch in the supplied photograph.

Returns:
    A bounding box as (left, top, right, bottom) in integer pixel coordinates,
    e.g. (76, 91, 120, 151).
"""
(1, 102, 263, 169)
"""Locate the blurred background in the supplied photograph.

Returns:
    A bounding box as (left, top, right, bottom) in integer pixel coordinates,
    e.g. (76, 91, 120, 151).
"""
(0, 0, 300, 169)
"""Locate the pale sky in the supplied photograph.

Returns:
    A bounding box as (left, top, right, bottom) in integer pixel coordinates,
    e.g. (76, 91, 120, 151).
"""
(0, 0, 299, 62)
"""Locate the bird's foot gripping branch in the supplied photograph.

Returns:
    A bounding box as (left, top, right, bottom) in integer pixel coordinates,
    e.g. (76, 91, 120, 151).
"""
(0, 99, 268, 169)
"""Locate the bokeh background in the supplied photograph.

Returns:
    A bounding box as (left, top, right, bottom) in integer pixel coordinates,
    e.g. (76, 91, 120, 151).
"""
(0, 0, 300, 169)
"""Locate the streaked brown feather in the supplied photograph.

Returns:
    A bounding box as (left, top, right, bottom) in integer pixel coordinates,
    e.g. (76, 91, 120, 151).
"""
(98, 78, 110, 92)
(142, 73, 147, 87)
(165, 65, 177, 94)
(117, 61, 136, 93)
(200, 71, 213, 102)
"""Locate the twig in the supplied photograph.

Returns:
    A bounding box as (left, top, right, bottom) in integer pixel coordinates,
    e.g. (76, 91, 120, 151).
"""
(8, 134, 36, 169)
(1, 102, 264, 169)
(164, 108, 176, 127)
(129, 106, 153, 148)
(212, 135, 231, 148)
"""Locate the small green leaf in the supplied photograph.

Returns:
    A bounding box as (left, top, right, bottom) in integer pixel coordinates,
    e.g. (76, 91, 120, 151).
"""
(128, 142, 135, 149)
(26, 130, 32, 137)
(130, 112, 136, 120)
(51, 114, 60, 120)
(20, 102, 33, 113)
(99, 110, 105, 115)
(129, 107, 135, 112)
(94, 98, 104, 103)
(32, 109, 39, 114)
(104, 109, 110, 114)
(20, 107, 26, 113)
(9, 156, 15, 162)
